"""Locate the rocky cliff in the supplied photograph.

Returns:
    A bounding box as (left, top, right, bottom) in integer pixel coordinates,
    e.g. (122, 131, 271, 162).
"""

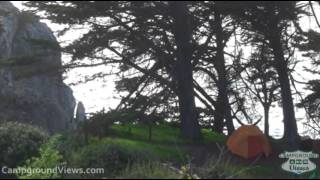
(0, 2, 76, 132)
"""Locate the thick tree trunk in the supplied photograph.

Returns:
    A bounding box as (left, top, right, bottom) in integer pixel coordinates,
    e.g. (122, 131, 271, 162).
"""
(213, 8, 235, 135)
(213, 95, 224, 133)
(171, 2, 202, 141)
(269, 32, 299, 146)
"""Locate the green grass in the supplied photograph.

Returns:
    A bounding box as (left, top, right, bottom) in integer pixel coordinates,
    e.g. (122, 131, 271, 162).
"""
(245, 164, 319, 179)
(83, 124, 313, 179)
(82, 124, 192, 163)
(110, 124, 227, 145)
(79, 124, 228, 164)
(61, 124, 313, 178)
(110, 124, 188, 144)
(202, 129, 227, 144)
(95, 137, 189, 162)
(118, 161, 181, 179)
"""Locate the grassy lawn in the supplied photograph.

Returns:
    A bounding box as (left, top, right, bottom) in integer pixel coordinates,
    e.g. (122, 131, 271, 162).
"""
(110, 124, 227, 145)
(70, 124, 319, 179)
(110, 124, 187, 144)
(90, 137, 190, 163)
(73, 124, 229, 164)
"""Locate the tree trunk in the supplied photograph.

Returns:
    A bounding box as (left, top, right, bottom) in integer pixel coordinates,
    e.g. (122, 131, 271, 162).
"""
(171, 1, 202, 141)
(213, 7, 235, 135)
(269, 32, 299, 146)
(225, 97, 235, 134)
(213, 95, 224, 133)
(264, 105, 270, 137)
(148, 124, 152, 142)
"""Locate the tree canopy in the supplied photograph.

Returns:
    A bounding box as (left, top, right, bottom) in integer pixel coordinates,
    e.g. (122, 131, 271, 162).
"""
(23, 1, 320, 145)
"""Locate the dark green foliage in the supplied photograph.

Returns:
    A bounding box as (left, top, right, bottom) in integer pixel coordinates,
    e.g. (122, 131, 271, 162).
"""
(0, 121, 48, 168)
(296, 21, 320, 135)
(81, 109, 121, 140)
(223, 1, 304, 145)
(69, 143, 150, 178)
(297, 80, 320, 134)
(299, 30, 320, 53)
(83, 107, 166, 142)
(298, 30, 320, 73)
(24, 1, 204, 140)
(53, 132, 88, 159)
(23, 0, 313, 145)
(298, 80, 320, 119)
(17, 135, 64, 179)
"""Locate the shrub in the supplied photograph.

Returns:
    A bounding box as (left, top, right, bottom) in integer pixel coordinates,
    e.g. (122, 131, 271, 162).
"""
(69, 143, 149, 178)
(196, 152, 252, 179)
(0, 121, 48, 168)
(118, 161, 181, 179)
(17, 135, 64, 179)
(53, 132, 87, 159)
(81, 109, 115, 140)
(198, 158, 246, 179)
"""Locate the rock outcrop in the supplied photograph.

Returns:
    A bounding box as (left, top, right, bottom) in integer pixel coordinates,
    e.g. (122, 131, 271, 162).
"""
(0, 2, 76, 132)
(74, 101, 86, 129)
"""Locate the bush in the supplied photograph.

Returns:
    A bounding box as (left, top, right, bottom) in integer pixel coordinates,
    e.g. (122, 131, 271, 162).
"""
(0, 121, 48, 168)
(81, 109, 115, 140)
(17, 135, 64, 179)
(69, 143, 149, 178)
(53, 132, 87, 159)
(196, 153, 252, 179)
(118, 161, 181, 179)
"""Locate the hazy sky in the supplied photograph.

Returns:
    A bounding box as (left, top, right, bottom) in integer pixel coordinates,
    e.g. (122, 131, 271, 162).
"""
(10, 1, 320, 138)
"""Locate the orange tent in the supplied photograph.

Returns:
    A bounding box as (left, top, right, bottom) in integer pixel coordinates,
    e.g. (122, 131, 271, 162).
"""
(226, 125, 272, 159)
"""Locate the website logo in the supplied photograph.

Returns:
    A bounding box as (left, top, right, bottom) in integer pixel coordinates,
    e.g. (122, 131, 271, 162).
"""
(279, 151, 319, 175)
